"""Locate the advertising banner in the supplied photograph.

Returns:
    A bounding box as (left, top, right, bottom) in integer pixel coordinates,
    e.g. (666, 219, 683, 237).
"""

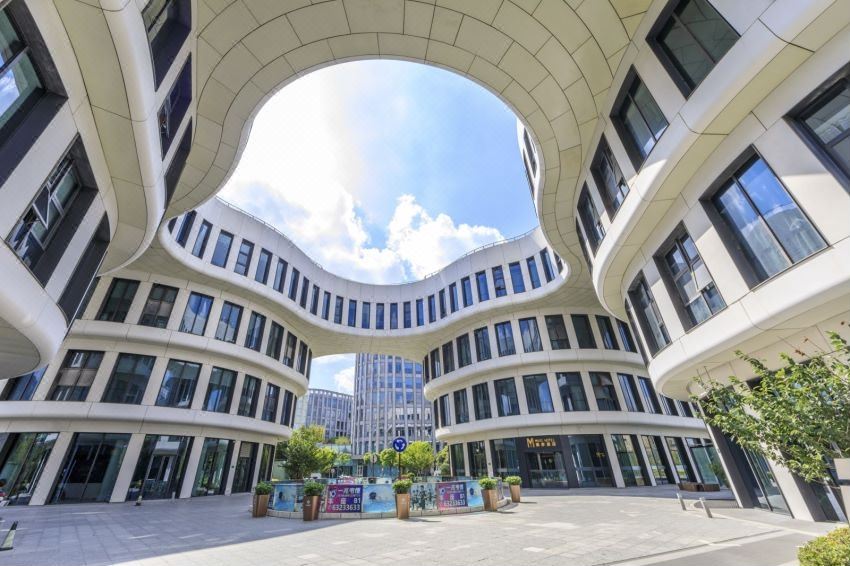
(270, 483, 304, 512)
(409, 482, 437, 511)
(362, 483, 395, 513)
(465, 480, 484, 508)
(325, 484, 363, 513)
(436, 481, 468, 509)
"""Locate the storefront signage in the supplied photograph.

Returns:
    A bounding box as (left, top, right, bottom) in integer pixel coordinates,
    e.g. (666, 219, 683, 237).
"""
(436, 481, 468, 509)
(325, 484, 363, 513)
(525, 436, 557, 449)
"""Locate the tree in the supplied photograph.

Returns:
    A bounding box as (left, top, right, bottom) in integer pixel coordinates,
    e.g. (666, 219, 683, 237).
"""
(402, 441, 436, 476)
(315, 446, 337, 474)
(379, 447, 397, 471)
(696, 331, 850, 484)
(281, 425, 328, 479)
(435, 445, 450, 476)
(333, 436, 351, 445)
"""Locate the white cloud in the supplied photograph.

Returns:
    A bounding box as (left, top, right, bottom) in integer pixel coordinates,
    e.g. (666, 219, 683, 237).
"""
(333, 366, 355, 394)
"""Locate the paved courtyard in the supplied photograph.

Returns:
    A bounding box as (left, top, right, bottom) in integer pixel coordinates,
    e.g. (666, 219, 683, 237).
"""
(0, 487, 837, 566)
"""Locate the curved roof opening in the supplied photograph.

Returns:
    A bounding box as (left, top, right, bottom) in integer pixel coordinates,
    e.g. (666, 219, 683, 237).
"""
(219, 60, 538, 284)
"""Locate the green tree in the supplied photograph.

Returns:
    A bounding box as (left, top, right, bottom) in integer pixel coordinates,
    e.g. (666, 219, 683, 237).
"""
(281, 425, 327, 479)
(333, 436, 351, 445)
(402, 441, 436, 476)
(379, 447, 397, 471)
(315, 446, 337, 474)
(696, 331, 850, 484)
(435, 445, 450, 476)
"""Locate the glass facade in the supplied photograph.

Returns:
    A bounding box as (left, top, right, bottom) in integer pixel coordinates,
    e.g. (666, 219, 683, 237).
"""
(570, 435, 613, 487)
(193, 438, 233, 496)
(545, 315, 570, 349)
(612, 434, 649, 486)
(128, 435, 191, 501)
(102, 354, 155, 405)
(590, 372, 620, 411)
(51, 433, 130, 503)
(98, 279, 139, 322)
(179, 292, 213, 335)
(494, 321, 515, 356)
(614, 72, 668, 166)
(518, 317, 543, 353)
(0, 432, 57, 505)
(523, 374, 554, 414)
(472, 382, 491, 420)
(155, 359, 200, 408)
(556, 372, 588, 411)
(494, 378, 520, 417)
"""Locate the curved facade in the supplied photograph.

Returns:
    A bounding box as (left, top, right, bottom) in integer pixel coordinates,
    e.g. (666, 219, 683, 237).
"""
(0, 0, 845, 521)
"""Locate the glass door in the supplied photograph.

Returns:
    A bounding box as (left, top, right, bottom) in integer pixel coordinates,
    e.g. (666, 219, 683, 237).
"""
(51, 433, 130, 504)
(128, 435, 191, 501)
(231, 442, 257, 493)
(193, 438, 233, 496)
(570, 435, 613, 487)
(744, 449, 790, 515)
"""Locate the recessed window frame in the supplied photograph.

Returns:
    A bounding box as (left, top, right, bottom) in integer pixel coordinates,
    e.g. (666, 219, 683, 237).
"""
(610, 68, 669, 170)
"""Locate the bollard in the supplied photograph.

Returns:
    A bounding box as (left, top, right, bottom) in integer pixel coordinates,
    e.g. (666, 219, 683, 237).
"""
(699, 497, 713, 519)
(676, 493, 687, 511)
(135, 494, 142, 506)
(0, 521, 17, 551)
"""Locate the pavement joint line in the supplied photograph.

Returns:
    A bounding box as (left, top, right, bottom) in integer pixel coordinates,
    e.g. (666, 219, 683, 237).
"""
(709, 511, 833, 538)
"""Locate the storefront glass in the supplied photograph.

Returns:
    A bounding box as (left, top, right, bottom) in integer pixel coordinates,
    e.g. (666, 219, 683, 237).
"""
(490, 438, 520, 479)
(467, 441, 487, 477)
(232, 442, 257, 493)
(127, 435, 192, 501)
(640, 435, 672, 484)
(0, 432, 58, 505)
(51, 433, 130, 504)
(193, 438, 233, 496)
(449, 443, 466, 477)
(612, 434, 648, 486)
(570, 435, 613, 487)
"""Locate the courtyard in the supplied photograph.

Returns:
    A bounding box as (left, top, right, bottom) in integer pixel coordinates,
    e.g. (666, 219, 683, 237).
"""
(0, 487, 837, 566)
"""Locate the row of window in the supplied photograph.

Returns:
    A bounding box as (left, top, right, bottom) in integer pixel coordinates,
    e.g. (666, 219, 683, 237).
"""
(95, 278, 313, 378)
(434, 370, 697, 428)
(170, 212, 565, 332)
(1, 349, 298, 427)
(423, 312, 638, 382)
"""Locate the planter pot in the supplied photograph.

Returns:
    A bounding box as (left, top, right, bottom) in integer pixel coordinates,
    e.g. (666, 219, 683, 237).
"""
(252, 493, 270, 517)
(302, 495, 321, 521)
(395, 493, 410, 519)
(482, 488, 498, 511)
(509, 484, 521, 503)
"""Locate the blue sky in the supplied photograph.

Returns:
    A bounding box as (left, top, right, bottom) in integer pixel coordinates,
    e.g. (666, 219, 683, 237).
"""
(219, 60, 538, 392)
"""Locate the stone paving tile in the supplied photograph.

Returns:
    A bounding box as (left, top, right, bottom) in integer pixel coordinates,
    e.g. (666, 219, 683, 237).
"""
(0, 487, 834, 566)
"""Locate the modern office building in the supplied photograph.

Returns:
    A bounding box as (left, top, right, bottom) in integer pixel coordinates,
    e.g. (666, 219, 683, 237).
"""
(300, 388, 353, 442)
(0, 0, 846, 521)
(352, 354, 431, 457)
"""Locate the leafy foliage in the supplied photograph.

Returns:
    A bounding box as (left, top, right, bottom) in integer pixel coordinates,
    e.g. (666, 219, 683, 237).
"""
(332, 436, 351, 445)
(435, 446, 450, 476)
(303, 480, 324, 497)
(479, 477, 497, 490)
(504, 476, 522, 486)
(402, 441, 436, 476)
(798, 528, 850, 566)
(696, 331, 850, 483)
(393, 479, 413, 494)
(253, 481, 273, 495)
(281, 425, 328, 479)
(379, 447, 398, 469)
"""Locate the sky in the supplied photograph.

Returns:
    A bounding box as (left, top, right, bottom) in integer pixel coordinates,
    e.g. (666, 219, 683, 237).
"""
(219, 60, 538, 393)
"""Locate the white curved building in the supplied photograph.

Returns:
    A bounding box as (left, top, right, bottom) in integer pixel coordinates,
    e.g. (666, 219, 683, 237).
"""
(0, 0, 845, 521)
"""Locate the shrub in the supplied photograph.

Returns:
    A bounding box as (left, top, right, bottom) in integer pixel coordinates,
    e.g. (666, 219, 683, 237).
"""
(253, 481, 273, 495)
(798, 528, 850, 566)
(478, 477, 497, 490)
(303, 480, 324, 497)
(504, 476, 522, 486)
(393, 479, 413, 494)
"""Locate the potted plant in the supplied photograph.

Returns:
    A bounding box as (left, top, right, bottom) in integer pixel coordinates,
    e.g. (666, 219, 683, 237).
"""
(505, 476, 522, 503)
(393, 479, 412, 519)
(302, 480, 323, 521)
(479, 477, 498, 511)
(252, 482, 273, 517)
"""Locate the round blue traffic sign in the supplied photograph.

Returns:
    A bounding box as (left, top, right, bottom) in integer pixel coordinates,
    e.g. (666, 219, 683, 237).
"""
(392, 437, 407, 452)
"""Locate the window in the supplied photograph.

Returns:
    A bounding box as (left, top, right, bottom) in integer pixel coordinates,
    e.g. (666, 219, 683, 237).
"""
(255, 249, 271, 283)
(390, 303, 398, 329)
(540, 250, 555, 282)
(142, 0, 191, 88)
(138, 284, 178, 328)
(272, 259, 287, 293)
(416, 298, 425, 326)
(618, 373, 644, 412)
(1, 369, 44, 401)
(660, 395, 680, 416)
(793, 70, 850, 186)
(438, 289, 447, 318)
(155, 359, 200, 408)
(612, 71, 668, 168)
(349, 300, 358, 327)
(281, 390, 295, 426)
(456, 334, 472, 368)
(157, 56, 191, 157)
(591, 136, 629, 214)
(590, 372, 620, 411)
(557, 372, 588, 411)
(492, 266, 507, 297)
(266, 322, 284, 359)
(375, 303, 384, 329)
(571, 315, 597, 349)
(299, 277, 309, 309)
(322, 292, 331, 320)
(711, 154, 825, 284)
(545, 315, 570, 349)
(333, 296, 344, 324)
(518, 317, 543, 353)
(190, 220, 211, 258)
(475, 271, 489, 301)
(361, 301, 371, 328)
(437, 394, 451, 427)
(577, 185, 606, 253)
(97, 279, 139, 322)
(427, 295, 436, 324)
(49, 350, 103, 401)
(453, 389, 469, 424)
(210, 231, 233, 267)
(244, 312, 266, 351)
(461, 277, 473, 307)
(175, 211, 195, 246)
(617, 320, 637, 353)
(494, 378, 520, 416)
(429, 349, 441, 378)
(523, 374, 554, 413)
(638, 377, 662, 413)
(237, 375, 260, 417)
(596, 316, 619, 350)
(0, 6, 46, 138)
(472, 383, 491, 420)
(660, 229, 725, 326)
(283, 333, 297, 367)
(179, 292, 213, 335)
(296, 343, 308, 374)
(442, 342, 455, 373)
(526, 256, 541, 289)
(402, 301, 411, 328)
(102, 354, 155, 404)
(261, 383, 280, 422)
(214, 301, 242, 343)
(203, 367, 235, 413)
(287, 268, 300, 301)
(473, 327, 491, 361)
(650, 0, 738, 96)
(494, 321, 516, 356)
(449, 283, 459, 312)
(629, 273, 670, 355)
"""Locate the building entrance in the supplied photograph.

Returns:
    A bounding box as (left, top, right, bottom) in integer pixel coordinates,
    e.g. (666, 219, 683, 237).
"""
(525, 451, 569, 488)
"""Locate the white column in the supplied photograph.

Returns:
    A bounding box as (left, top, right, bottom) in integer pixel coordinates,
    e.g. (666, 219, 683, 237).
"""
(484, 439, 494, 477)
(29, 431, 74, 506)
(603, 434, 626, 488)
(180, 437, 204, 499)
(110, 433, 146, 502)
(224, 441, 241, 495)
